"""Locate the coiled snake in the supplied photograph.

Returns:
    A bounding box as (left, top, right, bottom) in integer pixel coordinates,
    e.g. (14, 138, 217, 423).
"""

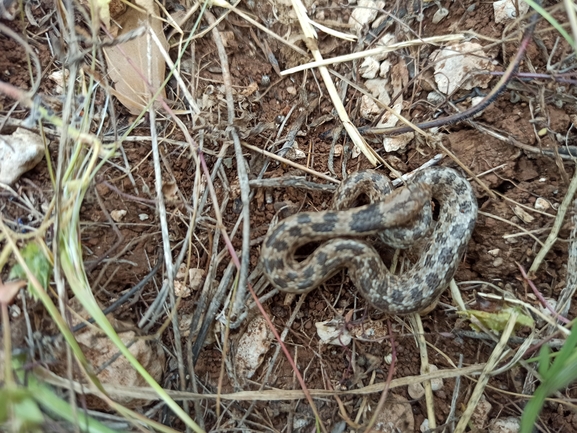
(260, 167, 478, 314)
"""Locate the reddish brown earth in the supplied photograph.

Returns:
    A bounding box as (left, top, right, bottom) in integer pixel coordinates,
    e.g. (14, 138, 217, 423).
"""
(1, 0, 577, 431)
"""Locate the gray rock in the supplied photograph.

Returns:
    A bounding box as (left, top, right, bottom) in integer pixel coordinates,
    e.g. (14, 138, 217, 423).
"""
(0, 128, 44, 185)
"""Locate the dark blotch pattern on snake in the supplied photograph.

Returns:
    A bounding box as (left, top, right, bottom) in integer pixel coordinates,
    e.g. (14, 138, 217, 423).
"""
(260, 167, 478, 314)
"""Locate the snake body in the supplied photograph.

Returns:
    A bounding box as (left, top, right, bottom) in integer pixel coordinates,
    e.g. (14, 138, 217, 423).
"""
(260, 167, 477, 314)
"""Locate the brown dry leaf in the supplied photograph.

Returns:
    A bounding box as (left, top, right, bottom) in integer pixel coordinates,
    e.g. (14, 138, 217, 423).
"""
(104, 0, 168, 114)
(60, 298, 166, 409)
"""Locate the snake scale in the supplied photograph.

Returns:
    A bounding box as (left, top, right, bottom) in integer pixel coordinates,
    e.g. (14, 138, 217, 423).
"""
(260, 167, 478, 314)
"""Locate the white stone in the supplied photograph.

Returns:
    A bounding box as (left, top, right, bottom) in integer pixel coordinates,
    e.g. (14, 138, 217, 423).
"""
(488, 416, 521, 433)
(189, 268, 205, 291)
(360, 57, 381, 79)
(333, 144, 343, 157)
(427, 91, 445, 105)
(365, 78, 391, 105)
(372, 394, 414, 432)
(471, 95, 487, 117)
(173, 280, 191, 298)
(110, 209, 127, 222)
(349, 0, 385, 34)
(360, 95, 381, 118)
(471, 397, 493, 430)
(493, 0, 529, 24)
(0, 128, 44, 185)
(420, 419, 430, 432)
(316, 319, 352, 346)
(431, 42, 495, 95)
(48, 69, 69, 94)
(535, 197, 550, 210)
(234, 316, 272, 380)
(513, 205, 535, 224)
(408, 382, 425, 399)
(432, 7, 449, 24)
(285, 142, 306, 160)
(379, 59, 392, 78)
(383, 132, 414, 153)
(373, 33, 397, 61)
(429, 364, 444, 391)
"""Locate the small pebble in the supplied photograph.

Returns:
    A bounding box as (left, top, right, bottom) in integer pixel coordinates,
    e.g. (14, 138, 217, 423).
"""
(420, 419, 430, 432)
(111, 209, 127, 222)
(534, 197, 550, 211)
(408, 382, 425, 399)
(333, 144, 343, 157)
(488, 416, 520, 433)
(429, 364, 443, 391)
(471, 398, 493, 430)
(0, 128, 45, 185)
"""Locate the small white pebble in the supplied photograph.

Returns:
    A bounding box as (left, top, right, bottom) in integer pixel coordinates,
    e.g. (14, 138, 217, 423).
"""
(492, 257, 503, 267)
(333, 144, 343, 157)
(429, 364, 443, 391)
(427, 91, 445, 105)
(488, 248, 500, 257)
(432, 7, 448, 24)
(174, 280, 191, 298)
(110, 209, 127, 222)
(408, 382, 425, 399)
(379, 59, 391, 77)
(488, 416, 521, 433)
(556, 133, 565, 143)
(10, 304, 22, 318)
(471, 398, 493, 430)
(535, 197, 550, 211)
(360, 57, 380, 79)
(189, 268, 205, 291)
(383, 353, 393, 364)
(138, 213, 149, 221)
(176, 263, 188, 279)
(420, 419, 430, 432)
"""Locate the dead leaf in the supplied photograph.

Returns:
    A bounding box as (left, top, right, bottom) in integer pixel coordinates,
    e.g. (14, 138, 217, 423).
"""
(104, 0, 168, 114)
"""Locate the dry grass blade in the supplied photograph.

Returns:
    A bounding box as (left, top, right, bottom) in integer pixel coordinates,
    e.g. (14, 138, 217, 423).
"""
(282, 34, 464, 75)
(529, 164, 577, 275)
(454, 311, 518, 432)
(290, 0, 380, 166)
(37, 362, 487, 401)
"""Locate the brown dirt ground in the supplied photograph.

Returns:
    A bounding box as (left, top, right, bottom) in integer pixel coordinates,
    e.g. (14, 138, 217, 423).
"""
(2, 0, 577, 432)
